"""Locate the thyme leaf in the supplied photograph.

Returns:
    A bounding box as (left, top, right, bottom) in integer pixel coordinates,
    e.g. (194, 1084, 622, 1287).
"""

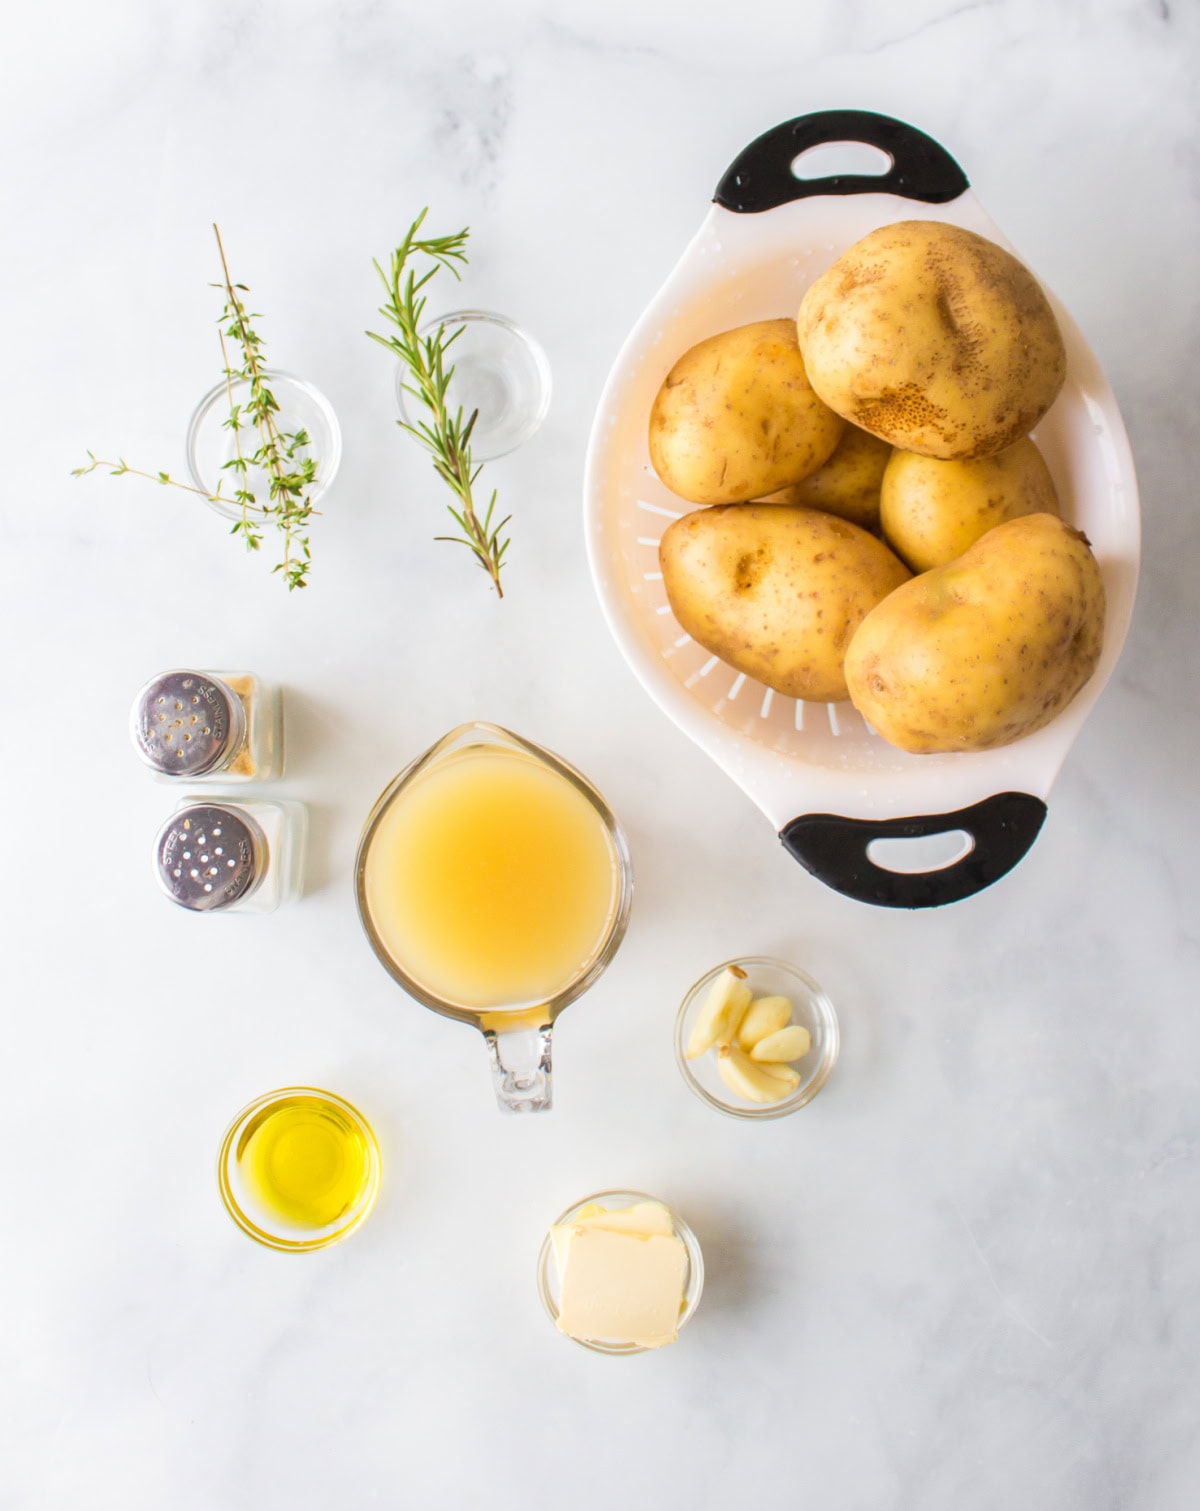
(74, 225, 320, 590)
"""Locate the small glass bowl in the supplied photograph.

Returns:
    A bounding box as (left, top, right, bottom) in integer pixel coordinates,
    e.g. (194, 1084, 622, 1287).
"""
(536, 1189, 704, 1355)
(217, 1086, 381, 1252)
(675, 957, 839, 1121)
(187, 370, 342, 522)
(396, 309, 551, 460)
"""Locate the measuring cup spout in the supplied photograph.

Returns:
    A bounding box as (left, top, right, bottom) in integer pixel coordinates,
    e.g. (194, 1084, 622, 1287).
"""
(484, 1023, 554, 1113)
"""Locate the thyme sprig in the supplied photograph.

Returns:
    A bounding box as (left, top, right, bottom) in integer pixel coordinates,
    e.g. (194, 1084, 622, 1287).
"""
(367, 210, 510, 598)
(73, 225, 318, 590)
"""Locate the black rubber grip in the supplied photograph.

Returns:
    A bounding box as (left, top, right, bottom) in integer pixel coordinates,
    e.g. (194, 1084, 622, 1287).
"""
(779, 792, 1047, 909)
(714, 109, 969, 213)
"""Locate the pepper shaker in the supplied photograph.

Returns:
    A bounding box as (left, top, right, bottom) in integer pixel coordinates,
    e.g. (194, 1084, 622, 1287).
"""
(131, 670, 283, 783)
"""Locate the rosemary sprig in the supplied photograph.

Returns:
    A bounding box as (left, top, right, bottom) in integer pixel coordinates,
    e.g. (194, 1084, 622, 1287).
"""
(73, 225, 318, 590)
(367, 210, 510, 598)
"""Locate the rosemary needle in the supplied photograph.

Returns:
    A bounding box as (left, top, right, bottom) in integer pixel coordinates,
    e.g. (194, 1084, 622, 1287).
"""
(367, 209, 511, 598)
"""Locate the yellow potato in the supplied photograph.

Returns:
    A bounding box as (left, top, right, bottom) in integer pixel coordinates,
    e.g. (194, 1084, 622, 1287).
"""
(660, 504, 911, 702)
(845, 513, 1105, 753)
(881, 438, 1060, 572)
(648, 319, 844, 505)
(797, 221, 1066, 460)
(762, 424, 892, 530)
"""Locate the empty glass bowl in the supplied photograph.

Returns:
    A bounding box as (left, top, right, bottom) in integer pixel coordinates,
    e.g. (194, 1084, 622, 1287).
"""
(187, 370, 341, 522)
(536, 1189, 704, 1355)
(675, 957, 839, 1121)
(396, 310, 551, 460)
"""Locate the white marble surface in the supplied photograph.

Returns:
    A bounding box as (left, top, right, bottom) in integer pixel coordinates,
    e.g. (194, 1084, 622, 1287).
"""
(3, 1, 1199, 1506)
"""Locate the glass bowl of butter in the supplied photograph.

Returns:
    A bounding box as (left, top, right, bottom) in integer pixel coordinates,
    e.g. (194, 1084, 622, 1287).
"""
(537, 1190, 704, 1354)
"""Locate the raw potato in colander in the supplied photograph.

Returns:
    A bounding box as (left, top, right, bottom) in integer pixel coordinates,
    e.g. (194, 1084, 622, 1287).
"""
(659, 504, 911, 703)
(759, 423, 892, 531)
(796, 221, 1067, 460)
(880, 437, 1061, 573)
(648, 319, 844, 505)
(845, 513, 1105, 754)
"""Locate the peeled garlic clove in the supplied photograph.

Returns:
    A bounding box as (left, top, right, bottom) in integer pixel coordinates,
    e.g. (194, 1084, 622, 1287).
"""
(735, 995, 793, 1051)
(755, 1058, 803, 1083)
(716, 1043, 798, 1103)
(749, 1024, 813, 1063)
(686, 966, 752, 1058)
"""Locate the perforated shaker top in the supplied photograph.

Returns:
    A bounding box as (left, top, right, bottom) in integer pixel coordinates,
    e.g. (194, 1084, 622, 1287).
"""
(155, 803, 264, 912)
(132, 671, 244, 777)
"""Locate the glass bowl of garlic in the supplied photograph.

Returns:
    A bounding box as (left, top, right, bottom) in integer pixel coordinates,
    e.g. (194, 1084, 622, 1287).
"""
(674, 956, 839, 1120)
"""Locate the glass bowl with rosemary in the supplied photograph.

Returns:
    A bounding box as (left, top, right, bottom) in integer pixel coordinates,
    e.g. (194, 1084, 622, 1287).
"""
(395, 309, 550, 462)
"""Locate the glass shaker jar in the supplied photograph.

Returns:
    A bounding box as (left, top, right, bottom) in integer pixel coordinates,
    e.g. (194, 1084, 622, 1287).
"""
(131, 670, 283, 782)
(153, 798, 306, 915)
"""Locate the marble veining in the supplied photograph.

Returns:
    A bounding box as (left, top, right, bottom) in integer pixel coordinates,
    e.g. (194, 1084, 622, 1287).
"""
(1, 1, 1199, 1508)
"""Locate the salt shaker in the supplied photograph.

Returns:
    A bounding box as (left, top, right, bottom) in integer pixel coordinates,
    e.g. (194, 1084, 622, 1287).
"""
(153, 798, 306, 915)
(131, 670, 283, 783)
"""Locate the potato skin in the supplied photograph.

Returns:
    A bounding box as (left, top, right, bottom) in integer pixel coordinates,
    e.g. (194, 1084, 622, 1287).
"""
(797, 221, 1067, 460)
(649, 319, 844, 505)
(660, 504, 911, 702)
(761, 424, 891, 530)
(845, 513, 1105, 753)
(881, 437, 1060, 572)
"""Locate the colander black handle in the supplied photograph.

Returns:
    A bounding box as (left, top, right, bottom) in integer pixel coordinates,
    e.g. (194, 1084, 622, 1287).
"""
(715, 109, 969, 214)
(779, 792, 1047, 909)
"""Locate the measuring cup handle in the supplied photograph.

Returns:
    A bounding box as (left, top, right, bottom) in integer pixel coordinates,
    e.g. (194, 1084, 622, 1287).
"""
(779, 792, 1046, 909)
(484, 1024, 554, 1113)
(714, 109, 969, 214)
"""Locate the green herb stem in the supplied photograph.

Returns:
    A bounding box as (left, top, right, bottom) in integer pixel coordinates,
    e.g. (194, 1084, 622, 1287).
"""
(74, 225, 319, 591)
(367, 209, 510, 598)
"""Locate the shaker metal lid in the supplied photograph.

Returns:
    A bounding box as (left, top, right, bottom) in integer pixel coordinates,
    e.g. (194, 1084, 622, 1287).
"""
(155, 803, 265, 912)
(132, 671, 242, 776)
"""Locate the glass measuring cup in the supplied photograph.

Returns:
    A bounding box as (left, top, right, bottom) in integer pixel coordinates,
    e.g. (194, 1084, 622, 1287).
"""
(354, 724, 633, 1113)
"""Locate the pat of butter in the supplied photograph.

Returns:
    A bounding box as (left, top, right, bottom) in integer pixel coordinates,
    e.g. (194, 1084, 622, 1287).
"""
(550, 1202, 606, 1273)
(550, 1201, 672, 1273)
(554, 1215, 688, 1350)
(573, 1200, 674, 1238)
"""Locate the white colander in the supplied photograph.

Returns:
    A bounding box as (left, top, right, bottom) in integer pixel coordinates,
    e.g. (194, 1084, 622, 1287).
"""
(584, 111, 1140, 908)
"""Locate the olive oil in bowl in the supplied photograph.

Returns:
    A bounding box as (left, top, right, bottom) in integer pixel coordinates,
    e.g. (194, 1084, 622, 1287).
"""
(218, 1088, 381, 1251)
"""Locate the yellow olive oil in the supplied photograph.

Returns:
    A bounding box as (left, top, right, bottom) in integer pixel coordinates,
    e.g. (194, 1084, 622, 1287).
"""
(236, 1093, 371, 1231)
(362, 744, 620, 1010)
